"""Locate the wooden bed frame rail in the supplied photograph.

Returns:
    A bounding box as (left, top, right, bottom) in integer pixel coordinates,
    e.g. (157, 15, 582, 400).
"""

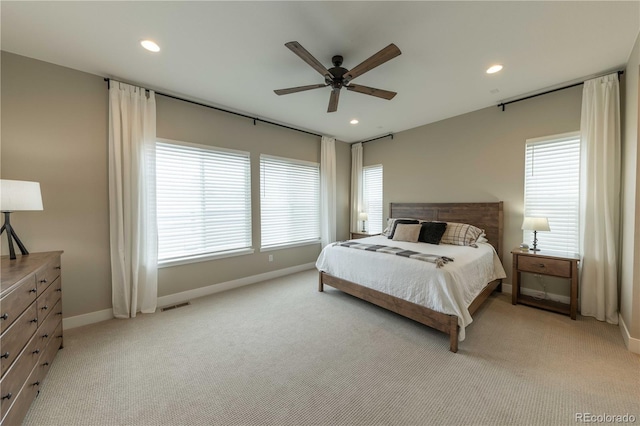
(319, 271, 501, 353)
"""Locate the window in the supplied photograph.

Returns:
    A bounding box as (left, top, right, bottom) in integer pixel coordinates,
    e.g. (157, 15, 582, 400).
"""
(363, 165, 383, 234)
(524, 132, 580, 253)
(260, 154, 320, 249)
(156, 140, 252, 264)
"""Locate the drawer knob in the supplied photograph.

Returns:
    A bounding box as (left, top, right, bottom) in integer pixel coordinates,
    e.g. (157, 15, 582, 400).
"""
(42, 362, 49, 367)
(55, 266, 61, 270)
(30, 288, 37, 293)
(32, 349, 40, 355)
(538, 263, 545, 268)
(30, 318, 38, 323)
(0, 313, 7, 320)
(40, 279, 48, 284)
(56, 312, 63, 316)
(1, 393, 12, 401)
(56, 288, 62, 292)
(41, 305, 49, 311)
(56, 335, 63, 339)
(42, 333, 49, 338)
(32, 381, 40, 387)
(0, 352, 9, 359)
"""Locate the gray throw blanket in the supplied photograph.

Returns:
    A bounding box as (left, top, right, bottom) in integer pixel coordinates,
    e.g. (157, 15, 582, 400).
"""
(336, 241, 454, 268)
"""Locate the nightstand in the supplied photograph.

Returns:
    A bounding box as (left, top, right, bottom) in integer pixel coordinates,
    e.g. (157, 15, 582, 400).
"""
(350, 232, 379, 239)
(511, 249, 580, 319)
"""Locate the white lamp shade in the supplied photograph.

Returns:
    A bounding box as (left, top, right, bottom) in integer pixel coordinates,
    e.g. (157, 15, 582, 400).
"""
(521, 216, 550, 232)
(358, 212, 368, 221)
(1, 180, 44, 211)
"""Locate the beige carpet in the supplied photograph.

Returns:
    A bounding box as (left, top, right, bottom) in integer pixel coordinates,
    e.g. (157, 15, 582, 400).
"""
(23, 269, 639, 426)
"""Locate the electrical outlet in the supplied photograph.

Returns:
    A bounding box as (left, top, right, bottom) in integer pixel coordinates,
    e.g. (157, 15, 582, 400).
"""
(268, 255, 273, 262)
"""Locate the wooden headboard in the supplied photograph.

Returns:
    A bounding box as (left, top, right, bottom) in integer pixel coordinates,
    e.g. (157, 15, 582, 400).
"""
(390, 202, 504, 260)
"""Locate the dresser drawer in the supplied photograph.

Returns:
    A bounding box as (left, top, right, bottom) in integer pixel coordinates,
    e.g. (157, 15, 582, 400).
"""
(30, 322, 62, 393)
(0, 368, 40, 426)
(517, 255, 571, 278)
(0, 304, 38, 377)
(37, 299, 62, 352)
(35, 260, 61, 296)
(37, 278, 62, 324)
(0, 275, 37, 334)
(0, 332, 42, 419)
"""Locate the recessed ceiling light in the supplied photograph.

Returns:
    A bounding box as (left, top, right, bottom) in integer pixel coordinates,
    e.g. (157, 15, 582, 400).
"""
(141, 40, 160, 53)
(350, 119, 359, 125)
(486, 65, 503, 74)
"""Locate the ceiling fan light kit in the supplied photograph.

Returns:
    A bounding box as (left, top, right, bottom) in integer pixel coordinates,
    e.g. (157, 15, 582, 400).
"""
(274, 41, 401, 113)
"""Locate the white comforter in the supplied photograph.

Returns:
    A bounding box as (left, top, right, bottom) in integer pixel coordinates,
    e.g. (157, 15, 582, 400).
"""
(315, 235, 507, 340)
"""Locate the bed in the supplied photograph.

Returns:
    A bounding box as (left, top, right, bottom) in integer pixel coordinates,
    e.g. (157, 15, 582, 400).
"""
(316, 202, 505, 353)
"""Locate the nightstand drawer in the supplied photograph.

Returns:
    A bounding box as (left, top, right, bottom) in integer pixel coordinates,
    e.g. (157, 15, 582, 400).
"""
(517, 255, 571, 278)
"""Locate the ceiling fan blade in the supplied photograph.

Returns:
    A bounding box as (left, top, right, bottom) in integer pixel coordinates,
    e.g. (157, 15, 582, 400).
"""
(343, 43, 401, 83)
(346, 84, 397, 100)
(327, 88, 340, 113)
(274, 84, 327, 96)
(285, 41, 332, 79)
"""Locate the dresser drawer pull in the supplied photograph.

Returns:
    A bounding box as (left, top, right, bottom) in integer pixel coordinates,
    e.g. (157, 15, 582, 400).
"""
(42, 362, 49, 367)
(32, 349, 40, 355)
(1, 393, 12, 400)
(55, 266, 61, 269)
(0, 352, 9, 359)
(56, 335, 63, 339)
(0, 313, 7, 320)
(56, 312, 63, 316)
(41, 305, 49, 311)
(538, 263, 546, 268)
(39, 279, 48, 284)
(30, 318, 38, 323)
(32, 381, 40, 387)
(42, 333, 49, 339)
(56, 288, 62, 292)
(30, 288, 37, 293)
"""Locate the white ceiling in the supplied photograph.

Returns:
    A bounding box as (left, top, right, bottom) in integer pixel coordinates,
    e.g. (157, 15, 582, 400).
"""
(2, 1, 639, 143)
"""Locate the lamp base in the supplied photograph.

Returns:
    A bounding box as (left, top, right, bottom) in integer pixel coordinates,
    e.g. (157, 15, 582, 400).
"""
(0, 212, 29, 260)
(530, 230, 540, 252)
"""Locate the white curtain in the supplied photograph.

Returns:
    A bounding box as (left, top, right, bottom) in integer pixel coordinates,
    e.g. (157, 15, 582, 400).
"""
(579, 73, 621, 324)
(320, 136, 336, 247)
(350, 143, 363, 233)
(109, 81, 158, 318)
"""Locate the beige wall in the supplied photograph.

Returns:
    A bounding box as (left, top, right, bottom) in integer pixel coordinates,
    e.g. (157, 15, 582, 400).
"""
(1, 52, 351, 317)
(620, 31, 640, 339)
(1, 52, 111, 317)
(362, 85, 583, 295)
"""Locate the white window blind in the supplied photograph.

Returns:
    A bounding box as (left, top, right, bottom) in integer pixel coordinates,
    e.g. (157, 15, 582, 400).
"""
(363, 165, 383, 234)
(260, 155, 320, 249)
(156, 140, 252, 263)
(524, 132, 580, 253)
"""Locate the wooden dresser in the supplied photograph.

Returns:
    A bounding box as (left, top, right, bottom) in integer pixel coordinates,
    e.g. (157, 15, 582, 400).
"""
(0, 251, 63, 426)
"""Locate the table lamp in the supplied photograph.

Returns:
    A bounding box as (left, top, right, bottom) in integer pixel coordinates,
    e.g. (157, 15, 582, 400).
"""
(521, 216, 550, 252)
(358, 212, 368, 233)
(0, 180, 43, 259)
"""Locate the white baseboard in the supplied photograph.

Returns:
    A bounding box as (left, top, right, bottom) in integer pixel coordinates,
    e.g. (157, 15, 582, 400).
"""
(501, 282, 571, 304)
(63, 262, 316, 330)
(63, 308, 114, 330)
(618, 313, 640, 354)
(156, 262, 315, 307)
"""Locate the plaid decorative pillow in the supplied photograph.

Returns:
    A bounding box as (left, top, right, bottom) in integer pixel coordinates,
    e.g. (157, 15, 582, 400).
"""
(440, 222, 484, 247)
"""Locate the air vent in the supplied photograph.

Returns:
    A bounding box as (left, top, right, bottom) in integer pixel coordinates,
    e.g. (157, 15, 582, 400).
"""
(160, 301, 191, 312)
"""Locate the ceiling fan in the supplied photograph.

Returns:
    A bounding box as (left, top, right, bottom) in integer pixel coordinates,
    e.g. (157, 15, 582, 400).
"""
(274, 41, 401, 113)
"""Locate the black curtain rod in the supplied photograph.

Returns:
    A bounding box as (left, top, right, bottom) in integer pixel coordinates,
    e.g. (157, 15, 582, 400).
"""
(360, 133, 394, 144)
(104, 78, 323, 138)
(498, 70, 624, 111)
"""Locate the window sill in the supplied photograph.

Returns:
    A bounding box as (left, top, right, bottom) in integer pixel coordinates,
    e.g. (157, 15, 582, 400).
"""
(260, 240, 321, 252)
(158, 248, 255, 268)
